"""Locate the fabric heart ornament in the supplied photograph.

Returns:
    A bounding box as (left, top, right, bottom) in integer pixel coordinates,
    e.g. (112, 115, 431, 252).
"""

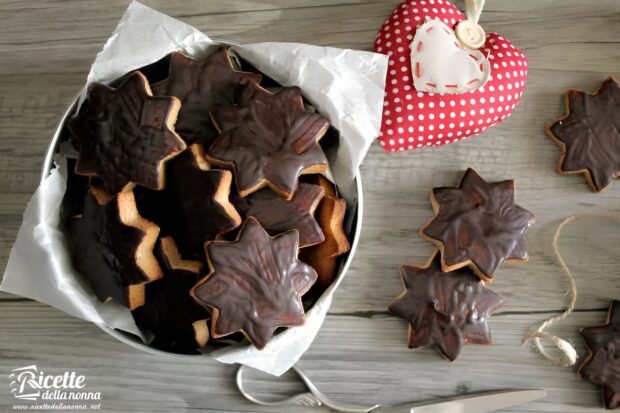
(374, 0, 528, 152)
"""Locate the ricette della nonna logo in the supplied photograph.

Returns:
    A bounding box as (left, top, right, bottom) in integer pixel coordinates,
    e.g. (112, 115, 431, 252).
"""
(9, 365, 101, 410)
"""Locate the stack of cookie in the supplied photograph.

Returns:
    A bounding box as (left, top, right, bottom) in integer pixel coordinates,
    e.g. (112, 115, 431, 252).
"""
(64, 47, 350, 353)
(389, 168, 535, 361)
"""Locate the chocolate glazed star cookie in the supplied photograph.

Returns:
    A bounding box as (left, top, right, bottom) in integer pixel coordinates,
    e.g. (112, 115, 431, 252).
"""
(132, 237, 210, 354)
(579, 300, 620, 409)
(166, 144, 241, 258)
(68, 187, 162, 310)
(547, 77, 620, 192)
(389, 252, 504, 361)
(68, 71, 186, 194)
(232, 183, 325, 248)
(207, 82, 330, 200)
(191, 218, 318, 349)
(152, 48, 261, 147)
(420, 169, 535, 282)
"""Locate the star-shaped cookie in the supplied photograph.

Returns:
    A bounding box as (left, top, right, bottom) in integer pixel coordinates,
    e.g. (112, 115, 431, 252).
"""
(132, 237, 210, 354)
(152, 47, 262, 148)
(299, 176, 350, 288)
(579, 300, 620, 409)
(68, 186, 162, 310)
(547, 77, 620, 192)
(191, 217, 318, 349)
(388, 252, 504, 361)
(420, 168, 535, 282)
(207, 82, 330, 200)
(232, 183, 325, 248)
(68, 71, 186, 193)
(166, 144, 241, 258)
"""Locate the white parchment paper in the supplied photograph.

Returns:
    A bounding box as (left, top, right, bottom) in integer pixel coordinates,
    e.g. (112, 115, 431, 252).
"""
(1, 1, 387, 376)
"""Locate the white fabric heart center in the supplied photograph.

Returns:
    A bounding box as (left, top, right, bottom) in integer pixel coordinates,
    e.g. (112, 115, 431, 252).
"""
(410, 19, 490, 94)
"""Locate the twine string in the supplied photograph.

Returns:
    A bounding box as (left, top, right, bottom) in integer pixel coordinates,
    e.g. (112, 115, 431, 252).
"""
(522, 213, 620, 367)
(464, 0, 486, 24)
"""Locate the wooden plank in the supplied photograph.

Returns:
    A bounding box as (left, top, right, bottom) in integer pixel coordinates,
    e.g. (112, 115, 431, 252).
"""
(0, 0, 619, 411)
(333, 142, 620, 313)
(0, 300, 611, 412)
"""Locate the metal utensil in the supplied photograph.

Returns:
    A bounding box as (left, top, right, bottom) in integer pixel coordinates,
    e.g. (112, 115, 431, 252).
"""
(236, 365, 546, 413)
(237, 364, 379, 412)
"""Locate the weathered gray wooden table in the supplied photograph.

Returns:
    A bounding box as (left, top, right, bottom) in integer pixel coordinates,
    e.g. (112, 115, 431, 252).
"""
(1, 1, 619, 412)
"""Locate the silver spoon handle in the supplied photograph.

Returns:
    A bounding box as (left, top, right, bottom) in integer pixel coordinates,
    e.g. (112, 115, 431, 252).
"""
(235, 365, 379, 413)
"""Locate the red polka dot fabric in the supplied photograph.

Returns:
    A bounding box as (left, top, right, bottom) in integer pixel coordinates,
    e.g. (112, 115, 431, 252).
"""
(373, 0, 528, 152)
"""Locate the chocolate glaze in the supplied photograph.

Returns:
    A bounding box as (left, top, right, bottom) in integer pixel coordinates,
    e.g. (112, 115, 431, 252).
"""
(208, 83, 329, 198)
(232, 183, 325, 248)
(132, 245, 210, 355)
(133, 186, 175, 237)
(61, 158, 91, 220)
(68, 189, 154, 306)
(422, 168, 535, 280)
(388, 254, 504, 361)
(303, 174, 337, 198)
(68, 72, 186, 193)
(166, 145, 241, 259)
(550, 77, 620, 191)
(580, 300, 620, 409)
(152, 48, 262, 148)
(192, 218, 318, 349)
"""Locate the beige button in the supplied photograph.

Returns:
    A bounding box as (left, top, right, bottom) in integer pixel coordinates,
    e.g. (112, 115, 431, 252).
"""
(455, 20, 486, 49)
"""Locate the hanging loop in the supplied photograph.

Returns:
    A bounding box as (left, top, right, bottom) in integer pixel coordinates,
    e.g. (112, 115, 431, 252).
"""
(455, 0, 486, 49)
